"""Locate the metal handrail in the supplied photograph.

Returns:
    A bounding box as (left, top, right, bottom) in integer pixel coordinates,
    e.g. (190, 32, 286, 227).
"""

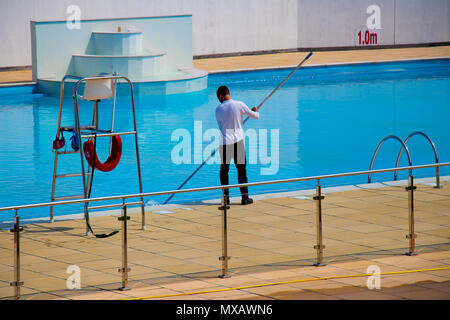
(368, 135, 412, 183)
(1, 162, 448, 213)
(3, 162, 449, 298)
(394, 131, 440, 188)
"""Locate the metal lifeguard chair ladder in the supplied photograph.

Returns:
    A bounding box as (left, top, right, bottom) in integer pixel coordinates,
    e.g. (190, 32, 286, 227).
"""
(50, 74, 146, 233)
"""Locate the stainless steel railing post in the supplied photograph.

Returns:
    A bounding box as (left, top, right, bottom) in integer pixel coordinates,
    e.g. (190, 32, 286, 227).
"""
(118, 200, 131, 290)
(435, 171, 441, 189)
(10, 210, 24, 300)
(218, 195, 231, 278)
(313, 181, 326, 266)
(406, 175, 418, 256)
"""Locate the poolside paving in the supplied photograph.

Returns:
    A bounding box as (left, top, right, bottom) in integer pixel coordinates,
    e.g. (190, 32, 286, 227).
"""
(1, 45, 450, 83)
(0, 47, 449, 300)
(0, 178, 449, 300)
(193, 45, 450, 72)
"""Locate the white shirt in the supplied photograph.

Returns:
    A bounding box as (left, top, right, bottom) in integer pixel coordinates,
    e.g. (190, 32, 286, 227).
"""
(216, 99, 259, 145)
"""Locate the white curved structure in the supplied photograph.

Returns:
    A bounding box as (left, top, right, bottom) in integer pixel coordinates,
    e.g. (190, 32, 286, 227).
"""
(31, 15, 208, 96)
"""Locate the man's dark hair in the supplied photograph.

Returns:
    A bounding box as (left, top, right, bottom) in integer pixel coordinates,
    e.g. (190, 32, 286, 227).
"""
(216, 85, 230, 97)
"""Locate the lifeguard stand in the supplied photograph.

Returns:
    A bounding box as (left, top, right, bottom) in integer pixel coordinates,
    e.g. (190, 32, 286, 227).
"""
(50, 74, 146, 233)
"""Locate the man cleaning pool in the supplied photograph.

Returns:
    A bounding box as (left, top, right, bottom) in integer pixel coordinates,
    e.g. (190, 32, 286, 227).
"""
(163, 53, 312, 205)
(216, 85, 259, 205)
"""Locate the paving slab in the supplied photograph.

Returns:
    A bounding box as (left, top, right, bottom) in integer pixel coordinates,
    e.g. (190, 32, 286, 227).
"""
(1, 48, 449, 300)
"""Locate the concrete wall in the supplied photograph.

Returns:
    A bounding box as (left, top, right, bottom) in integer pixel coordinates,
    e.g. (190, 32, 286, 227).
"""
(297, 0, 395, 47)
(0, 0, 298, 68)
(297, 0, 450, 48)
(0, 0, 449, 68)
(395, 0, 450, 44)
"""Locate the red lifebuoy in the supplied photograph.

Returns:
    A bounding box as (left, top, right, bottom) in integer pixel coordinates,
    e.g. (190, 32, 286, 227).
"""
(83, 135, 122, 172)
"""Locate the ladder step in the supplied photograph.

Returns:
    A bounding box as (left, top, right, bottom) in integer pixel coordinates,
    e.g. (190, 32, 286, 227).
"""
(61, 125, 97, 132)
(81, 131, 136, 139)
(53, 194, 85, 201)
(56, 172, 90, 179)
(57, 150, 80, 155)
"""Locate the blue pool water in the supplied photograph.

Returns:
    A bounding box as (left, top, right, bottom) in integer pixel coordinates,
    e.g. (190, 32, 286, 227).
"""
(0, 59, 449, 221)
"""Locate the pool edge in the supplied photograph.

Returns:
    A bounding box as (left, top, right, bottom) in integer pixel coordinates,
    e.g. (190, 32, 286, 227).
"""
(1, 56, 449, 89)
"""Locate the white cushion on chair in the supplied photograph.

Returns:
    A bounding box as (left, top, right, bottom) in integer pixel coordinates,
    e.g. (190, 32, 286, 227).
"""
(82, 78, 115, 101)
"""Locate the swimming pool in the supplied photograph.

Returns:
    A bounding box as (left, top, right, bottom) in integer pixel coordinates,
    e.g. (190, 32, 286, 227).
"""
(1, 58, 449, 221)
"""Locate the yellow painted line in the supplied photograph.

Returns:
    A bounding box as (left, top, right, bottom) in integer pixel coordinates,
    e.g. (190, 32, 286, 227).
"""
(121, 266, 450, 300)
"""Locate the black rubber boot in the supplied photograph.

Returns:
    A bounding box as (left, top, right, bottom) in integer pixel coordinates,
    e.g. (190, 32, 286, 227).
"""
(241, 195, 254, 205)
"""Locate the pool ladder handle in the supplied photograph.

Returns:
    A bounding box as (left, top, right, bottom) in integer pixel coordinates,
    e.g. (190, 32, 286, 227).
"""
(368, 132, 441, 188)
(393, 131, 441, 189)
(368, 135, 412, 184)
